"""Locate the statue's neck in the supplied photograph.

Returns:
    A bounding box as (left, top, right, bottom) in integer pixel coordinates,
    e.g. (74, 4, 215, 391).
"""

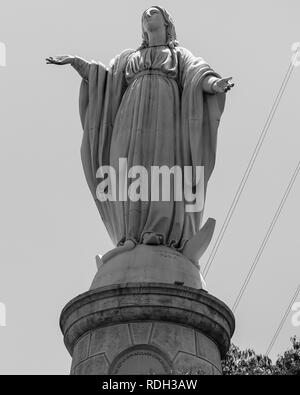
(148, 28, 167, 46)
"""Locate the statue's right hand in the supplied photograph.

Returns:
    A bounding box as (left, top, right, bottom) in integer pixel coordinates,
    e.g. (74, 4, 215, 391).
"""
(45, 55, 74, 65)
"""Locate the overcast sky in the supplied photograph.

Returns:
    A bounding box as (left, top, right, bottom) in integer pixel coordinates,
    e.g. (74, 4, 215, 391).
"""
(0, 0, 299, 374)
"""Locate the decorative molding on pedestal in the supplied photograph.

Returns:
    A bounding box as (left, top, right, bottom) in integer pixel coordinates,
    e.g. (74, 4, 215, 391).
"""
(60, 283, 235, 375)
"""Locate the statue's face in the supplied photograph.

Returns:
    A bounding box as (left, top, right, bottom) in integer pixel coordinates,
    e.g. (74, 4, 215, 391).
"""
(142, 7, 167, 34)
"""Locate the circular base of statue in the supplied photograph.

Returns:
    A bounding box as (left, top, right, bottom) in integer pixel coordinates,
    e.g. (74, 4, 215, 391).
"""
(60, 283, 235, 375)
(91, 245, 207, 290)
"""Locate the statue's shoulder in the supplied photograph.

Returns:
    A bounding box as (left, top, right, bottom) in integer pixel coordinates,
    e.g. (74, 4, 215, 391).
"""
(175, 46, 209, 72)
(115, 48, 136, 63)
(109, 48, 136, 72)
(175, 46, 205, 62)
(119, 48, 136, 58)
(175, 46, 193, 58)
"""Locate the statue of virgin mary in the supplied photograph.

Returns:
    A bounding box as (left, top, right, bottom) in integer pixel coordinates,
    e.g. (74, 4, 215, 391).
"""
(46, 6, 234, 266)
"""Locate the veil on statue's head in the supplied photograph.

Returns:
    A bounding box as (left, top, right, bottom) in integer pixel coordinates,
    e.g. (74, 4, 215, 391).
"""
(138, 5, 179, 50)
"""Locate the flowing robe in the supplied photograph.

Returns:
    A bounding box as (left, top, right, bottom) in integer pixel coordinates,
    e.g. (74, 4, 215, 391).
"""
(73, 46, 225, 250)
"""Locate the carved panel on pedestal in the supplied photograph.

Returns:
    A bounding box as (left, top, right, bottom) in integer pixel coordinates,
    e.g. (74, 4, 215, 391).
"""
(109, 345, 172, 375)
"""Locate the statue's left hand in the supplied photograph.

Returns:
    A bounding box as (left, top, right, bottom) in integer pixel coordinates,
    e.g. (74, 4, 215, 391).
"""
(213, 77, 235, 93)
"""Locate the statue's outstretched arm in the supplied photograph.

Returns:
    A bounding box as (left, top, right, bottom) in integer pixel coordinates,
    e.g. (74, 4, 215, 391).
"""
(177, 48, 234, 94)
(70, 57, 90, 80)
(202, 75, 220, 93)
(203, 75, 235, 94)
(46, 55, 91, 81)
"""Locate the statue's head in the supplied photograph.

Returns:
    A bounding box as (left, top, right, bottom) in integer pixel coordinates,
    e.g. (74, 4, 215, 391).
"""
(139, 6, 179, 49)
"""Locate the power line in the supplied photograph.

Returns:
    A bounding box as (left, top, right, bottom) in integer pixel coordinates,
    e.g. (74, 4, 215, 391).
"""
(203, 61, 294, 278)
(266, 285, 300, 356)
(232, 160, 300, 313)
(203, 61, 295, 279)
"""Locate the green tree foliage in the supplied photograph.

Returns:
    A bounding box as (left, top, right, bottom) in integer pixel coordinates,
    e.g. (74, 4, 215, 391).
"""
(272, 336, 300, 375)
(222, 336, 300, 375)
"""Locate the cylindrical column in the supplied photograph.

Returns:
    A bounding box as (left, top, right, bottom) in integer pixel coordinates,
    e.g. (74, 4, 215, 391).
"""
(60, 283, 235, 375)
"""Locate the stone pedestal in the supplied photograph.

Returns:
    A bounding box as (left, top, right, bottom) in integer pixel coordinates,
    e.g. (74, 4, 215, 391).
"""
(60, 282, 235, 375)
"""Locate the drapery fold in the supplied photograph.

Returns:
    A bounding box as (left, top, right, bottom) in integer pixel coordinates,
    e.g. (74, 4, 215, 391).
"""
(78, 47, 226, 247)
